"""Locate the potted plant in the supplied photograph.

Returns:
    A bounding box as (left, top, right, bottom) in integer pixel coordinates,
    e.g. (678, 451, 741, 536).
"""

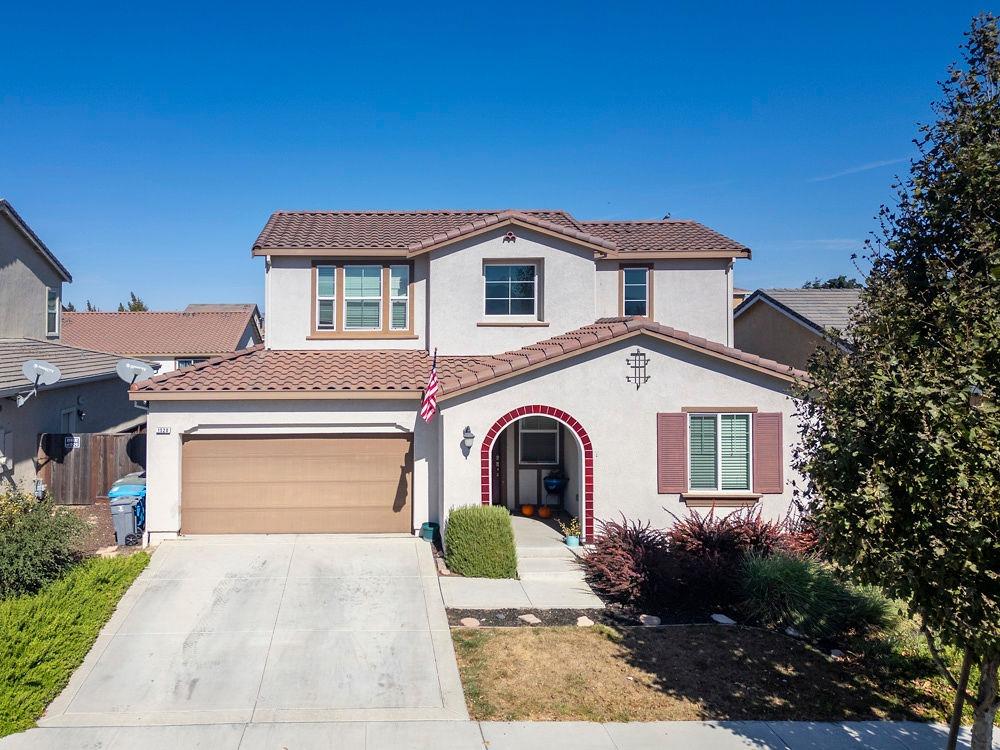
(558, 516, 582, 547)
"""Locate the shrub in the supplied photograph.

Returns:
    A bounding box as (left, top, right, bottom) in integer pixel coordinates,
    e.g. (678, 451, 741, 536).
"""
(742, 553, 893, 639)
(581, 516, 668, 606)
(0, 491, 85, 599)
(445, 505, 517, 579)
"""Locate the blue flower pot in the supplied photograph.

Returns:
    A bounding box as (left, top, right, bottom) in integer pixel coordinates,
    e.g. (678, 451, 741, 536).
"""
(565, 535, 580, 547)
(543, 476, 568, 494)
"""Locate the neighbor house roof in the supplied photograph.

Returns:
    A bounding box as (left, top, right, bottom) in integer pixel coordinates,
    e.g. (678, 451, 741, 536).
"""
(132, 318, 804, 400)
(251, 210, 749, 259)
(734, 288, 862, 339)
(0, 199, 72, 282)
(61, 308, 260, 358)
(0, 338, 123, 398)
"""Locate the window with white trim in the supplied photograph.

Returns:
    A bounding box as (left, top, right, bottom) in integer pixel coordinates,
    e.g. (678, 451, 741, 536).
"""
(688, 413, 751, 491)
(484, 263, 537, 316)
(389, 265, 409, 330)
(622, 267, 649, 316)
(176, 358, 208, 369)
(343, 265, 382, 330)
(316, 265, 336, 329)
(519, 416, 560, 464)
(46, 288, 59, 336)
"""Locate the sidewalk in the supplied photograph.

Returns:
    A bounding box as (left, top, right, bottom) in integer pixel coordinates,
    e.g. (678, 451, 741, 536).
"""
(0, 720, 990, 749)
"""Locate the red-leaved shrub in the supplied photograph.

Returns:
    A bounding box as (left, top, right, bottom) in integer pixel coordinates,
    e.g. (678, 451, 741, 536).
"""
(580, 516, 667, 606)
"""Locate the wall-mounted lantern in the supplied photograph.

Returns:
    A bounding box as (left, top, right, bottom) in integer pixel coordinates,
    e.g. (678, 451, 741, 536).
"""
(462, 426, 475, 449)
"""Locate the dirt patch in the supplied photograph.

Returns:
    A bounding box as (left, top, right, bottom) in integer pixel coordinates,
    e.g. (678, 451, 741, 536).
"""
(451, 624, 953, 723)
(63, 500, 117, 554)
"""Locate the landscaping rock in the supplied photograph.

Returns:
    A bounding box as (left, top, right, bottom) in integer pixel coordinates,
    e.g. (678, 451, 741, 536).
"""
(95, 545, 119, 558)
(459, 617, 480, 628)
(518, 613, 542, 625)
(639, 614, 661, 626)
(435, 556, 451, 576)
(576, 616, 595, 627)
(785, 626, 804, 638)
(830, 648, 845, 659)
(711, 613, 737, 625)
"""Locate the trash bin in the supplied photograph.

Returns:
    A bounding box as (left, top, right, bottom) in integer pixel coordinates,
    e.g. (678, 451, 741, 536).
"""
(110, 496, 144, 546)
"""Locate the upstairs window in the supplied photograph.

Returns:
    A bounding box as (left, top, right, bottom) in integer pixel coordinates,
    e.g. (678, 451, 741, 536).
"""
(621, 266, 650, 317)
(311, 262, 413, 337)
(46, 288, 59, 336)
(688, 413, 751, 491)
(484, 263, 537, 316)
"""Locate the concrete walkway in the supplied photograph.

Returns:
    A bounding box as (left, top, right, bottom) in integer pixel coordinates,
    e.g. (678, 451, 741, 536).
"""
(38, 535, 467, 728)
(439, 515, 604, 609)
(1, 720, 991, 749)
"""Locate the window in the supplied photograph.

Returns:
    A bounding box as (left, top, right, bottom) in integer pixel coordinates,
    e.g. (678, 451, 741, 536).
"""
(622, 267, 649, 316)
(484, 263, 536, 316)
(46, 288, 59, 336)
(389, 265, 409, 330)
(316, 265, 336, 329)
(176, 358, 208, 368)
(688, 413, 751, 491)
(344, 265, 382, 330)
(519, 416, 559, 464)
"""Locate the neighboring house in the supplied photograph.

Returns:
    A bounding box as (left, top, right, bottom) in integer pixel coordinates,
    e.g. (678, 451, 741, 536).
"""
(62, 305, 263, 373)
(732, 287, 750, 308)
(733, 288, 862, 371)
(132, 209, 805, 544)
(0, 200, 144, 490)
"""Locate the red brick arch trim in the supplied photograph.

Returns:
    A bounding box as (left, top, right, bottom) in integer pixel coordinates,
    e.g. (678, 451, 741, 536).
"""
(480, 405, 594, 541)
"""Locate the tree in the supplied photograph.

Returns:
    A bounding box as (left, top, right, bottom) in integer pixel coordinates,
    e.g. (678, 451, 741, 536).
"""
(62, 301, 76, 312)
(85, 300, 98, 312)
(117, 292, 148, 312)
(793, 15, 1000, 749)
(802, 275, 863, 289)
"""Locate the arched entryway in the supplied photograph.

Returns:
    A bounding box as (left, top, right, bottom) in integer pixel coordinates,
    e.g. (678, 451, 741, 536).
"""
(480, 405, 594, 540)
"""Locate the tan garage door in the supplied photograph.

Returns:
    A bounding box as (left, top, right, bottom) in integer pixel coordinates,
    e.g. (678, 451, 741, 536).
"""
(181, 435, 412, 534)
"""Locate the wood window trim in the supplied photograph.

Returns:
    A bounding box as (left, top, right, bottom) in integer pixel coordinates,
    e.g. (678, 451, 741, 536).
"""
(618, 263, 653, 318)
(682, 406, 759, 413)
(309, 260, 415, 339)
(682, 493, 762, 508)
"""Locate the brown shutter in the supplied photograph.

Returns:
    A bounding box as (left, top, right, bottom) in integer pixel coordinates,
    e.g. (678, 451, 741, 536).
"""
(752, 412, 783, 494)
(657, 413, 687, 493)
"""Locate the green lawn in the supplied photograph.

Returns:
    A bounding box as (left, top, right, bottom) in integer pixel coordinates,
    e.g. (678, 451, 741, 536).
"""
(0, 553, 149, 736)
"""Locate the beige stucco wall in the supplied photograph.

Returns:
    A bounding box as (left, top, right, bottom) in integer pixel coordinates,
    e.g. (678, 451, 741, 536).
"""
(264, 255, 429, 350)
(734, 301, 826, 371)
(0, 377, 143, 491)
(437, 335, 802, 532)
(0, 213, 63, 340)
(142, 398, 436, 543)
(595, 258, 733, 345)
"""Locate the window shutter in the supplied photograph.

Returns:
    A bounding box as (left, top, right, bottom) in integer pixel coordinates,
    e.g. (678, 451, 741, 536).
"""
(657, 413, 687, 493)
(752, 412, 784, 494)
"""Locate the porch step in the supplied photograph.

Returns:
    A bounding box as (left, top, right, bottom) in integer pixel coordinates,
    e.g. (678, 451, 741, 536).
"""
(515, 544, 578, 559)
(517, 555, 587, 582)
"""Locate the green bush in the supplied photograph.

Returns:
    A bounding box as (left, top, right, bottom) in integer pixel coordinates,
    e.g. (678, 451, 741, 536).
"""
(0, 491, 85, 599)
(0, 553, 149, 736)
(742, 553, 893, 639)
(445, 505, 518, 579)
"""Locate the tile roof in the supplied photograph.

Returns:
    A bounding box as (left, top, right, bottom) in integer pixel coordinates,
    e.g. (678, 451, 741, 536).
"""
(737, 289, 862, 335)
(61, 309, 258, 357)
(251, 209, 749, 258)
(133, 318, 804, 398)
(0, 338, 123, 396)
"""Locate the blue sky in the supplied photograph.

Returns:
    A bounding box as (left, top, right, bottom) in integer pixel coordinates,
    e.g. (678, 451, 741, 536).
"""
(0, 1, 987, 311)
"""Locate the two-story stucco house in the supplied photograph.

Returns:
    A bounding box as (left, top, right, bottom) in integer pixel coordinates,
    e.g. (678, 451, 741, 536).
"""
(133, 210, 805, 544)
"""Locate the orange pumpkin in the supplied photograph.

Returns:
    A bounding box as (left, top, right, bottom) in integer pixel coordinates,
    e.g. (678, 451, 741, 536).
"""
(537, 505, 552, 519)
(521, 505, 535, 517)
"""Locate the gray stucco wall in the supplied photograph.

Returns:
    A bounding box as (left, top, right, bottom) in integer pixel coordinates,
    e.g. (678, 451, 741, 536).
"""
(0, 213, 63, 340)
(0, 376, 144, 491)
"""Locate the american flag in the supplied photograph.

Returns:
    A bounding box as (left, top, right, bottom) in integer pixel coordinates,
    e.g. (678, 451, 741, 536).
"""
(420, 350, 440, 423)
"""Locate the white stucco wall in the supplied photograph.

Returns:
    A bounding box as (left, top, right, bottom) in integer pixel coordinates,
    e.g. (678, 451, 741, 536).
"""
(595, 258, 733, 345)
(264, 255, 428, 350)
(437, 335, 802, 533)
(142, 398, 435, 543)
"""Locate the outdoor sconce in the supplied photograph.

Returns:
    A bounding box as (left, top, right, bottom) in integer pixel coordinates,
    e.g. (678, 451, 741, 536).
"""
(462, 426, 475, 449)
(77, 408, 86, 422)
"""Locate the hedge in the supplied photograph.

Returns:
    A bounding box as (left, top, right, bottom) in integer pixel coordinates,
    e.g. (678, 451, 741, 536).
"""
(445, 505, 518, 579)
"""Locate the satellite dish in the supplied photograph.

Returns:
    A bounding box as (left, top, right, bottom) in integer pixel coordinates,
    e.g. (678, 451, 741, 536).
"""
(16, 360, 61, 407)
(116, 358, 156, 384)
(22, 360, 61, 386)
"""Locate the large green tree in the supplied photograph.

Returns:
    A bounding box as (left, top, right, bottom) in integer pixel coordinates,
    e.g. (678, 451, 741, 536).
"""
(793, 15, 1000, 749)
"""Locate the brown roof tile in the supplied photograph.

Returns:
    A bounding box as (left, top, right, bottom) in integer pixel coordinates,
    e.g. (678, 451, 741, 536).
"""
(62, 309, 259, 357)
(251, 209, 749, 258)
(134, 319, 805, 398)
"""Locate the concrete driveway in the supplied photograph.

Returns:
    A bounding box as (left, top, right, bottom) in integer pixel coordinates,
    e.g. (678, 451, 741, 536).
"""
(39, 535, 467, 728)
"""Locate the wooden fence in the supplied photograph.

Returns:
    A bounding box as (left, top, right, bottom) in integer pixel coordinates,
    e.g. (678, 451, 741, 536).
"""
(37, 432, 146, 505)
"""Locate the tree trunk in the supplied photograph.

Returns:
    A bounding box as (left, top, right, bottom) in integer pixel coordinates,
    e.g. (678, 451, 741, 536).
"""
(971, 654, 999, 750)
